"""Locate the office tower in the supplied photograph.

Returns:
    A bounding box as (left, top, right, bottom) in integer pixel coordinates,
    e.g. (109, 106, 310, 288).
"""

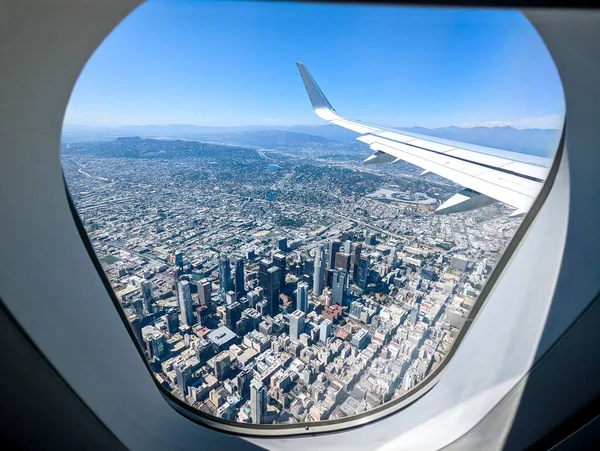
(142, 325, 166, 360)
(327, 240, 341, 271)
(273, 253, 286, 291)
(247, 290, 260, 308)
(175, 361, 191, 394)
(313, 244, 325, 297)
(173, 267, 182, 285)
(266, 266, 281, 317)
(140, 280, 153, 314)
(177, 280, 195, 326)
(234, 257, 245, 296)
(196, 279, 211, 306)
(250, 379, 267, 424)
(226, 290, 238, 305)
(335, 252, 351, 272)
(331, 269, 348, 306)
(127, 314, 143, 348)
(351, 243, 362, 279)
(277, 237, 288, 252)
(289, 310, 305, 340)
(219, 254, 233, 303)
(166, 307, 179, 334)
(296, 281, 309, 313)
(214, 351, 231, 380)
(320, 319, 332, 343)
(225, 301, 242, 330)
(343, 239, 352, 254)
(356, 257, 369, 290)
(175, 251, 184, 268)
(258, 259, 273, 289)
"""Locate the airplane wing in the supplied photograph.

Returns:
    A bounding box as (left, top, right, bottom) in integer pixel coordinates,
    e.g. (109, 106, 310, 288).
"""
(296, 62, 552, 215)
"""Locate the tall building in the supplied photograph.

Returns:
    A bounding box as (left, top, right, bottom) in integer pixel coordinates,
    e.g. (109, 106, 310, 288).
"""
(166, 307, 179, 334)
(218, 254, 233, 302)
(226, 290, 238, 305)
(296, 281, 309, 313)
(351, 328, 370, 349)
(327, 240, 341, 271)
(273, 253, 286, 291)
(355, 257, 369, 290)
(258, 259, 273, 289)
(313, 244, 325, 297)
(335, 252, 351, 272)
(351, 243, 363, 280)
(289, 310, 305, 340)
(277, 237, 288, 252)
(225, 301, 242, 330)
(140, 280, 153, 315)
(343, 239, 352, 254)
(127, 314, 143, 348)
(331, 269, 348, 306)
(320, 319, 332, 343)
(247, 290, 260, 308)
(197, 279, 212, 306)
(266, 267, 281, 317)
(142, 325, 166, 361)
(250, 379, 267, 424)
(175, 251, 184, 268)
(175, 361, 191, 394)
(234, 257, 245, 296)
(214, 351, 231, 380)
(177, 280, 195, 326)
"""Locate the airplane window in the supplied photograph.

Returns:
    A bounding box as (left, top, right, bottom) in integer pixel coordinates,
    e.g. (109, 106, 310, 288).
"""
(61, 0, 563, 432)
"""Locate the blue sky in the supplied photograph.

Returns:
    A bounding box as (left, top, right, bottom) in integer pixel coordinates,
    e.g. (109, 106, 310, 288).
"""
(64, 1, 564, 129)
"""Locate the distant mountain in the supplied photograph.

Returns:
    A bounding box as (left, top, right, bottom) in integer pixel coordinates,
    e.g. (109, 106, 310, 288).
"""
(62, 137, 259, 159)
(62, 124, 561, 158)
(399, 126, 561, 158)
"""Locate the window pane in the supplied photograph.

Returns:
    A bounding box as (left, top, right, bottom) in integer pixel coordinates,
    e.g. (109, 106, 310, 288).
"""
(62, 1, 563, 430)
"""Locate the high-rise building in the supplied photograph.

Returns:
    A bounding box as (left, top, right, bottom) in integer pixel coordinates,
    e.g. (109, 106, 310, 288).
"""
(197, 279, 212, 306)
(264, 266, 281, 317)
(127, 313, 143, 348)
(343, 239, 352, 254)
(296, 281, 309, 313)
(258, 259, 273, 289)
(289, 310, 305, 340)
(226, 290, 238, 305)
(335, 252, 351, 272)
(331, 269, 348, 306)
(273, 253, 286, 291)
(313, 244, 325, 297)
(175, 361, 191, 394)
(214, 351, 231, 380)
(142, 325, 166, 361)
(177, 280, 195, 326)
(225, 301, 242, 330)
(250, 379, 267, 424)
(218, 254, 233, 303)
(175, 251, 184, 268)
(351, 243, 363, 279)
(320, 319, 332, 343)
(234, 257, 245, 296)
(166, 307, 179, 334)
(277, 237, 288, 252)
(140, 280, 153, 315)
(355, 257, 369, 290)
(247, 290, 260, 308)
(327, 240, 341, 271)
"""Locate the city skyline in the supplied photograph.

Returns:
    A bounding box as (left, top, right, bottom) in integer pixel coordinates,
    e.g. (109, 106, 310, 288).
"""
(64, 1, 563, 129)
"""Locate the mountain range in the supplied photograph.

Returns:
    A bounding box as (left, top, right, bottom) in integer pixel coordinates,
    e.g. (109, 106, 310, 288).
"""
(62, 124, 562, 158)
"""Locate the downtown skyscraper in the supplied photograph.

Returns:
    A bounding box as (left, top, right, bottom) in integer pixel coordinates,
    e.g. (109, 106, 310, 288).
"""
(313, 244, 325, 297)
(218, 254, 233, 303)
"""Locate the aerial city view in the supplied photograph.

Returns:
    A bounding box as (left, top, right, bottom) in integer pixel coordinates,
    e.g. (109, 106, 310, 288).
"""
(61, 0, 562, 428)
(62, 129, 541, 424)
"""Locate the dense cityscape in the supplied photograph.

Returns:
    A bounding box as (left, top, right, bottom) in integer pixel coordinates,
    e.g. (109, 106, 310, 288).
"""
(62, 135, 521, 425)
